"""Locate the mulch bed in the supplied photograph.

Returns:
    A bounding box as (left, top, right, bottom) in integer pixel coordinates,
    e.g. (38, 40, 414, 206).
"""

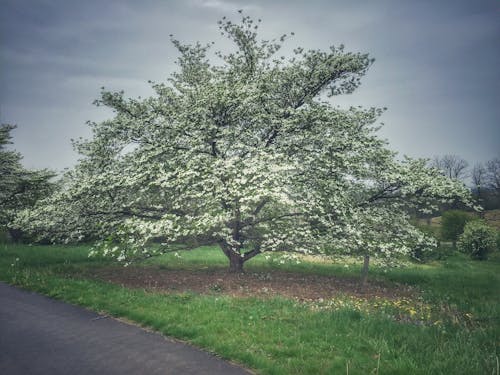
(83, 266, 418, 301)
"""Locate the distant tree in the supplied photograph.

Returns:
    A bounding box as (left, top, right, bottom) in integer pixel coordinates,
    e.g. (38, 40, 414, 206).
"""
(431, 155, 469, 181)
(471, 158, 500, 210)
(440, 210, 473, 248)
(485, 157, 500, 193)
(471, 162, 487, 211)
(0, 124, 55, 240)
(472, 163, 486, 194)
(15, 14, 473, 275)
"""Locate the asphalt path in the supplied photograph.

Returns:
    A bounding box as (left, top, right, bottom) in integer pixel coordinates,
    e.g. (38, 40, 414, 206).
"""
(0, 282, 252, 375)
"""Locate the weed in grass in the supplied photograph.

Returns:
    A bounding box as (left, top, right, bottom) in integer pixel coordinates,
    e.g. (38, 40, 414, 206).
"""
(208, 283, 224, 293)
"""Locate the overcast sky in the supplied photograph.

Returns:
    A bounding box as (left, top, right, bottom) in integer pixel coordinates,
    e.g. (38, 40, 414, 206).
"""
(1, 0, 499, 172)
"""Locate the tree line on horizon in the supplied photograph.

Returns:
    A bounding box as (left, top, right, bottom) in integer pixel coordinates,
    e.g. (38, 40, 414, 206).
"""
(431, 154, 500, 211)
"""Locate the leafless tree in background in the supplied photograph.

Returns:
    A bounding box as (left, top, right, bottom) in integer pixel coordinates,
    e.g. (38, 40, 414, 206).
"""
(470, 158, 500, 211)
(472, 163, 486, 192)
(472, 163, 487, 215)
(486, 157, 500, 193)
(431, 154, 469, 181)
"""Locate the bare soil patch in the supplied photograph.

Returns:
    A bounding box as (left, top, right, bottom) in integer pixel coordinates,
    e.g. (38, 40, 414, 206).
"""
(84, 266, 418, 301)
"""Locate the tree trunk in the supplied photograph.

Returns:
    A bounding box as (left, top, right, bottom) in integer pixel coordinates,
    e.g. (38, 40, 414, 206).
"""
(219, 242, 261, 273)
(8, 228, 23, 243)
(360, 254, 370, 287)
(228, 253, 244, 273)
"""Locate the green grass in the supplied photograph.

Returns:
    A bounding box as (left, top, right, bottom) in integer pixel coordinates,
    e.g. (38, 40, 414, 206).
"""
(0, 243, 499, 374)
(143, 245, 364, 278)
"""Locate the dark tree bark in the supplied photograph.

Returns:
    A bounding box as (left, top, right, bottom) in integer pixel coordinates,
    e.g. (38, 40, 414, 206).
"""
(220, 242, 245, 273)
(219, 241, 261, 273)
(361, 254, 370, 286)
(7, 228, 23, 243)
(228, 252, 244, 273)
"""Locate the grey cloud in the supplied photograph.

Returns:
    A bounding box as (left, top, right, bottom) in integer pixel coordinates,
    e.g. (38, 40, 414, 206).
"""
(1, 0, 498, 172)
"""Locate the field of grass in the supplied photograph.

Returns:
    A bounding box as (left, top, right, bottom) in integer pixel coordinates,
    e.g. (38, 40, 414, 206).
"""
(0, 243, 499, 374)
(485, 209, 500, 231)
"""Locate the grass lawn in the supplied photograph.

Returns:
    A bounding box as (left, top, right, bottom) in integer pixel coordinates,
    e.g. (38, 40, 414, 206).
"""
(0, 243, 499, 375)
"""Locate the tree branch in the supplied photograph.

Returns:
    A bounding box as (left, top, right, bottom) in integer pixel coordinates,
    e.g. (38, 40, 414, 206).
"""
(241, 212, 304, 228)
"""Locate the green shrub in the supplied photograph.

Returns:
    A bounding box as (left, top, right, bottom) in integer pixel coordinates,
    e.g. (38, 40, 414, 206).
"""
(411, 225, 449, 261)
(440, 210, 474, 246)
(457, 220, 498, 260)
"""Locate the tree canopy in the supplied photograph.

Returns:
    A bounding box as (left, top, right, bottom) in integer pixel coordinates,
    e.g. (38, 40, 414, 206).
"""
(0, 124, 55, 239)
(15, 14, 472, 272)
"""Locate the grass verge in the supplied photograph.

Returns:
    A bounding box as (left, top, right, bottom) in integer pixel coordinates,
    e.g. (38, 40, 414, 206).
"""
(1, 243, 499, 375)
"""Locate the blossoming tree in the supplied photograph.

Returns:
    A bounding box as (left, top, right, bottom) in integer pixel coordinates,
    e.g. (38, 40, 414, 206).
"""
(16, 14, 472, 273)
(0, 124, 55, 240)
